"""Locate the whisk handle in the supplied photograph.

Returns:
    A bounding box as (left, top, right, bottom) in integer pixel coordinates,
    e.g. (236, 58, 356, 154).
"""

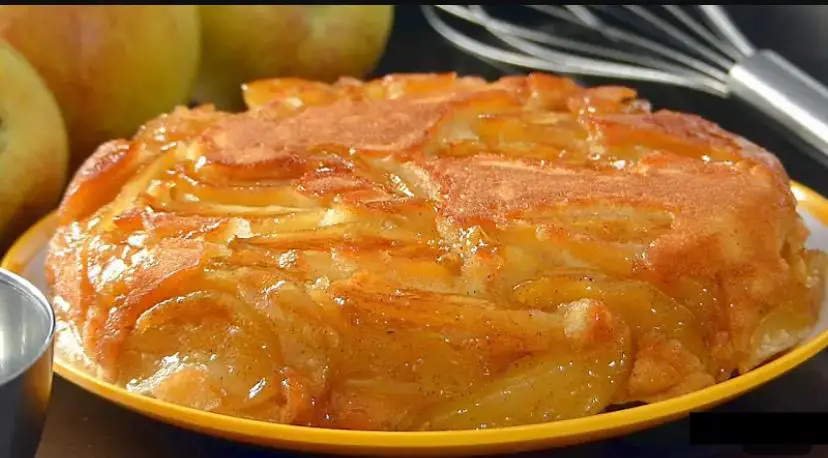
(728, 50, 828, 163)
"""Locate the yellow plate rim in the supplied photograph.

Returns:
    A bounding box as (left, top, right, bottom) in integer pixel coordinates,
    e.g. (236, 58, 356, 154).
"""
(4, 181, 828, 456)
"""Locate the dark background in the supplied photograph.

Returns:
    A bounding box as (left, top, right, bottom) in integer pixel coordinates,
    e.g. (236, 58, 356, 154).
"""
(34, 6, 828, 458)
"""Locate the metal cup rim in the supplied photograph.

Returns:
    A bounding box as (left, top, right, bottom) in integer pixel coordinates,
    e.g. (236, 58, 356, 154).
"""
(0, 267, 56, 386)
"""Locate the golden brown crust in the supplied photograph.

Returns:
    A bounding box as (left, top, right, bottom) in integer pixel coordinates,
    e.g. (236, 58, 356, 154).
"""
(48, 72, 826, 430)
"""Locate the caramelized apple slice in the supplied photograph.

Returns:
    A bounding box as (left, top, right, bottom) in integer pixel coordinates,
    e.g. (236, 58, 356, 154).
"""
(743, 250, 827, 371)
(513, 274, 706, 355)
(417, 299, 630, 430)
(120, 289, 304, 422)
(321, 280, 617, 429)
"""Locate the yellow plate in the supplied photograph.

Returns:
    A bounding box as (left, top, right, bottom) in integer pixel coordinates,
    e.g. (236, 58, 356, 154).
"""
(5, 181, 828, 457)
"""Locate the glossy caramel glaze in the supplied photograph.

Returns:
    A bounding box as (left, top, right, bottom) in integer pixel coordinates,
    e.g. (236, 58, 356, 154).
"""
(46, 73, 827, 430)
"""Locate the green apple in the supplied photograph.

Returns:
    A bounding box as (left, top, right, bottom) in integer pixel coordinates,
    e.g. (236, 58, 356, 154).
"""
(0, 40, 68, 250)
(0, 6, 200, 171)
(195, 5, 394, 110)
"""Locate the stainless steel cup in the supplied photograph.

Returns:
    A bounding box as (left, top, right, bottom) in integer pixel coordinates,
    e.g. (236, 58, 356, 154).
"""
(0, 268, 54, 458)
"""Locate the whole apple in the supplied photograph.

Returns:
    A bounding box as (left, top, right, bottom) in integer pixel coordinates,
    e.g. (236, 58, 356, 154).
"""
(0, 6, 200, 171)
(0, 41, 68, 250)
(195, 5, 394, 110)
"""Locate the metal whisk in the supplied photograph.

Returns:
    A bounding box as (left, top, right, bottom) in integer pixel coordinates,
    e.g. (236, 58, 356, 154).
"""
(423, 5, 828, 162)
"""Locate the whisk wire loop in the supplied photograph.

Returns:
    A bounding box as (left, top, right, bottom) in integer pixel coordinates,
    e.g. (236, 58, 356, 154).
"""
(622, 5, 733, 70)
(661, 5, 743, 62)
(426, 5, 741, 95)
(698, 5, 756, 57)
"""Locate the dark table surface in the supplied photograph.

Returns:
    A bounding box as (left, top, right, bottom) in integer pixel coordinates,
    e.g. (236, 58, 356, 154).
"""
(34, 5, 828, 458)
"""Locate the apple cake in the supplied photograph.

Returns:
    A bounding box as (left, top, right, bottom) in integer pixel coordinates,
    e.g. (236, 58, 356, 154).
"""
(46, 72, 827, 431)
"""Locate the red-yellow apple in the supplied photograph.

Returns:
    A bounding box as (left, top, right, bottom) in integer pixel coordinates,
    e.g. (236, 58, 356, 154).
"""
(0, 40, 68, 250)
(194, 5, 394, 110)
(0, 6, 200, 171)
